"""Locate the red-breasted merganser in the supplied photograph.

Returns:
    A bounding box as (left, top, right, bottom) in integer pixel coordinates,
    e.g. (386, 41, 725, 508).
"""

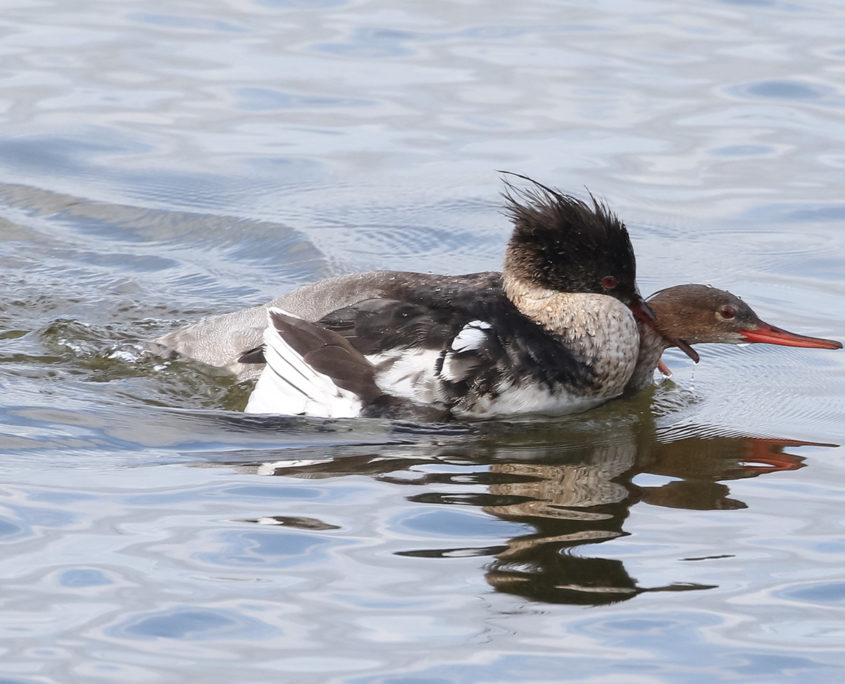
(237, 180, 665, 419)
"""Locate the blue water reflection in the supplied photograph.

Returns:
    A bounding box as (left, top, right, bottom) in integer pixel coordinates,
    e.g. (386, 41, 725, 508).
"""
(58, 568, 112, 588)
(112, 607, 276, 640)
(201, 529, 337, 566)
(739, 79, 830, 100)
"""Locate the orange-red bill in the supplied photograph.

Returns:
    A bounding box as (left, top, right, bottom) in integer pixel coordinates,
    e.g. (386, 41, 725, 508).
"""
(740, 322, 842, 350)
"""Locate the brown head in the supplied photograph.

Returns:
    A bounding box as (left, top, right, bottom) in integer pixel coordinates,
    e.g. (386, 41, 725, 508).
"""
(647, 284, 842, 354)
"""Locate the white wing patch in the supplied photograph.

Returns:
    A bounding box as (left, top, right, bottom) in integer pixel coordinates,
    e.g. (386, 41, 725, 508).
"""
(450, 320, 492, 353)
(245, 308, 363, 418)
(439, 320, 493, 383)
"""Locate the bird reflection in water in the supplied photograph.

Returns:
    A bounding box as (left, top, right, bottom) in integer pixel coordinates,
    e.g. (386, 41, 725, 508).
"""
(229, 409, 828, 607)
(474, 428, 812, 605)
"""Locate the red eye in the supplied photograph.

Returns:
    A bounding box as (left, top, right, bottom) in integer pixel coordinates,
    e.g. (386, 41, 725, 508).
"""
(718, 305, 736, 320)
(601, 275, 617, 290)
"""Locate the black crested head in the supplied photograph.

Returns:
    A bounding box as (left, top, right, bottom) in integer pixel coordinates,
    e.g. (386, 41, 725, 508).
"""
(501, 173, 639, 306)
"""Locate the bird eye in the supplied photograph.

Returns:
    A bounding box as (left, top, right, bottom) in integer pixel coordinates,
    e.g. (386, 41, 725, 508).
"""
(718, 304, 736, 320)
(601, 275, 617, 290)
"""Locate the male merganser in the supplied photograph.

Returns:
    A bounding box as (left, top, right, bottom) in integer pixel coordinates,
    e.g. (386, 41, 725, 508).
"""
(243, 284, 841, 419)
(232, 179, 685, 418)
(239, 179, 660, 419)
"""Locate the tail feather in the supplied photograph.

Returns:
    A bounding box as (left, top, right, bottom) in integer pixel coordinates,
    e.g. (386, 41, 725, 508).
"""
(244, 308, 378, 417)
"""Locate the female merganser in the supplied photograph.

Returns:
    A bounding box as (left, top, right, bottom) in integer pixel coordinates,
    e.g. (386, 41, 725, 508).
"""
(243, 284, 841, 419)
(237, 179, 662, 419)
(627, 284, 842, 394)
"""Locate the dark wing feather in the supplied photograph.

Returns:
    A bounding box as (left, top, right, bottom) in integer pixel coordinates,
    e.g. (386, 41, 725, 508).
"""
(238, 346, 266, 364)
(319, 299, 462, 355)
(317, 280, 593, 408)
(266, 310, 384, 403)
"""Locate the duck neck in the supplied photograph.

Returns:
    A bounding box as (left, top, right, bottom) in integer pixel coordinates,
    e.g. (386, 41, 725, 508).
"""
(503, 273, 640, 396)
(624, 322, 669, 394)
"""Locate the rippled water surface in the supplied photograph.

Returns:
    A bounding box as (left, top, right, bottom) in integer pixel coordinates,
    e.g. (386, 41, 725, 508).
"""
(2, 1, 845, 682)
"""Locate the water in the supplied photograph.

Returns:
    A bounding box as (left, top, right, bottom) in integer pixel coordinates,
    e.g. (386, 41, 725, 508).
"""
(1, 0, 845, 681)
